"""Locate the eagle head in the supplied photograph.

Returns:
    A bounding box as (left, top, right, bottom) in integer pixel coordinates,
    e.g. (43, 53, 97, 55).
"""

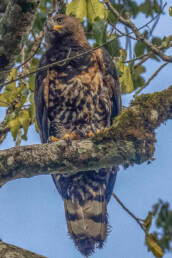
(44, 14, 89, 48)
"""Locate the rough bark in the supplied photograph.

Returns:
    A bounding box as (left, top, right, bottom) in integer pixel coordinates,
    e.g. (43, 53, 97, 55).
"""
(0, 240, 47, 258)
(0, 0, 9, 13)
(0, 0, 40, 84)
(0, 86, 171, 187)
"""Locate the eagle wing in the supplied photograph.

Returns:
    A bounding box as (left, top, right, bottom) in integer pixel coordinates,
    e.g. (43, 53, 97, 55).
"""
(35, 53, 49, 143)
(95, 48, 122, 122)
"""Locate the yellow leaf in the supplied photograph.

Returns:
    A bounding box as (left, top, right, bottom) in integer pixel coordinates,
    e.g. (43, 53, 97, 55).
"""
(15, 102, 21, 108)
(66, 0, 87, 21)
(6, 68, 17, 92)
(18, 110, 30, 139)
(117, 62, 134, 94)
(119, 49, 127, 62)
(0, 94, 8, 107)
(87, 0, 106, 23)
(9, 118, 20, 141)
(35, 118, 39, 133)
(146, 234, 164, 258)
(144, 212, 153, 235)
(13, 85, 25, 99)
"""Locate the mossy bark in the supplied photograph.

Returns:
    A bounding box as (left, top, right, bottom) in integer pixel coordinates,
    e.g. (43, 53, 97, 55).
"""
(0, 86, 171, 187)
(0, 240, 46, 258)
(0, 0, 40, 84)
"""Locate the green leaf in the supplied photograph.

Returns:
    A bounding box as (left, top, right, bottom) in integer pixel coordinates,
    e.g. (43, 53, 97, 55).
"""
(153, 0, 161, 13)
(66, 0, 87, 21)
(87, 0, 106, 23)
(132, 65, 146, 90)
(134, 41, 145, 57)
(169, 7, 172, 17)
(139, 1, 153, 17)
(151, 37, 162, 47)
(92, 17, 107, 45)
(146, 234, 164, 258)
(9, 118, 20, 141)
(129, 1, 139, 18)
(162, 36, 172, 48)
(105, 34, 121, 57)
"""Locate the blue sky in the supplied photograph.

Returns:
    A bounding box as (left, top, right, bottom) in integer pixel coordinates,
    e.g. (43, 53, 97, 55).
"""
(0, 1, 172, 258)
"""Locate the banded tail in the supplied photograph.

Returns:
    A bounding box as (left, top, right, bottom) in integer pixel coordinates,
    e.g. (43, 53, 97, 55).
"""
(52, 167, 118, 257)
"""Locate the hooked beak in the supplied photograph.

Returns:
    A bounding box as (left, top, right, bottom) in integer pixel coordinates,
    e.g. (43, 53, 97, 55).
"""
(54, 25, 63, 31)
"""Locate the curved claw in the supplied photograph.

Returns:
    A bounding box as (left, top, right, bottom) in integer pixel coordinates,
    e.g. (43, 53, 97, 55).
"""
(48, 136, 60, 142)
(85, 130, 95, 138)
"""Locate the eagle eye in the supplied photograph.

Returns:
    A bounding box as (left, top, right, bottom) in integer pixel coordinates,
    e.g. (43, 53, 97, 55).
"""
(57, 18, 63, 24)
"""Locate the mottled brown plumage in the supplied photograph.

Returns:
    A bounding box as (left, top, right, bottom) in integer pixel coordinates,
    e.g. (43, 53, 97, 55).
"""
(35, 14, 121, 257)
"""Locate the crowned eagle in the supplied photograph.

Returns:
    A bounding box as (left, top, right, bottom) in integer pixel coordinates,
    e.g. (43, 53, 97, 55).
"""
(35, 14, 121, 257)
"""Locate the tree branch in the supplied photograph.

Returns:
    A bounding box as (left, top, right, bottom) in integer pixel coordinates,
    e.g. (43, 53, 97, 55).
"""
(104, 0, 172, 63)
(0, 0, 40, 84)
(0, 240, 47, 258)
(0, 9, 166, 89)
(134, 61, 169, 97)
(0, 86, 172, 187)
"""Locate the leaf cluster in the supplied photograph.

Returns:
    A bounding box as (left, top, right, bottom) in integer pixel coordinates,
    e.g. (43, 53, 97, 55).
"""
(153, 200, 172, 254)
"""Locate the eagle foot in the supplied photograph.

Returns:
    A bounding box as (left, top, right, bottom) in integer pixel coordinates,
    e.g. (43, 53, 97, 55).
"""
(85, 131, 94, 138)
(62, 130, 85, 144)
(84, 129, 101, 138)
(48, 136, 60, 142)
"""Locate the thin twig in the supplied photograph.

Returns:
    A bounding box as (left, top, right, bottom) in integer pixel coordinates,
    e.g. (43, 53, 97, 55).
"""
(134, 61, 168, 98)
(48, 0, 57, 17)
(108, 20, 137, 41)
(108, 6, 125, 40)
(112, 193, 145, 232)
(104, 1, 172, 63)
(123, 52, 151, 64)
(134, 54, 151, 69)
(0, 12, 165, 89)
(15, 128, 22, 147)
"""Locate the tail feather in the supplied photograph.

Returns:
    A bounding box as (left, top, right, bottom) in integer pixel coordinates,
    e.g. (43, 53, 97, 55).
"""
(52, 167, 118, 256)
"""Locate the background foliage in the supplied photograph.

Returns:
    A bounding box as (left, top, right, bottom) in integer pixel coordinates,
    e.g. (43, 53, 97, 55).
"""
(0, 1, 171, 257)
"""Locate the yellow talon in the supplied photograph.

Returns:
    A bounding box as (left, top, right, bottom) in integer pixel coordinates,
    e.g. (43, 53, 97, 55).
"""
(62, 134, 70, 141)
(85, 131, 94, 138)
(96, 129, 100, 134)
(50, 136, 60, 142)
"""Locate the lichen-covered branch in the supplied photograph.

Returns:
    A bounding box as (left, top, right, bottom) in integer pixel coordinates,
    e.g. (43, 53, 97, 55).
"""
(0, 86, 171, 187)
(0, 240, 47, 258)
(0, 0, 40, 84)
